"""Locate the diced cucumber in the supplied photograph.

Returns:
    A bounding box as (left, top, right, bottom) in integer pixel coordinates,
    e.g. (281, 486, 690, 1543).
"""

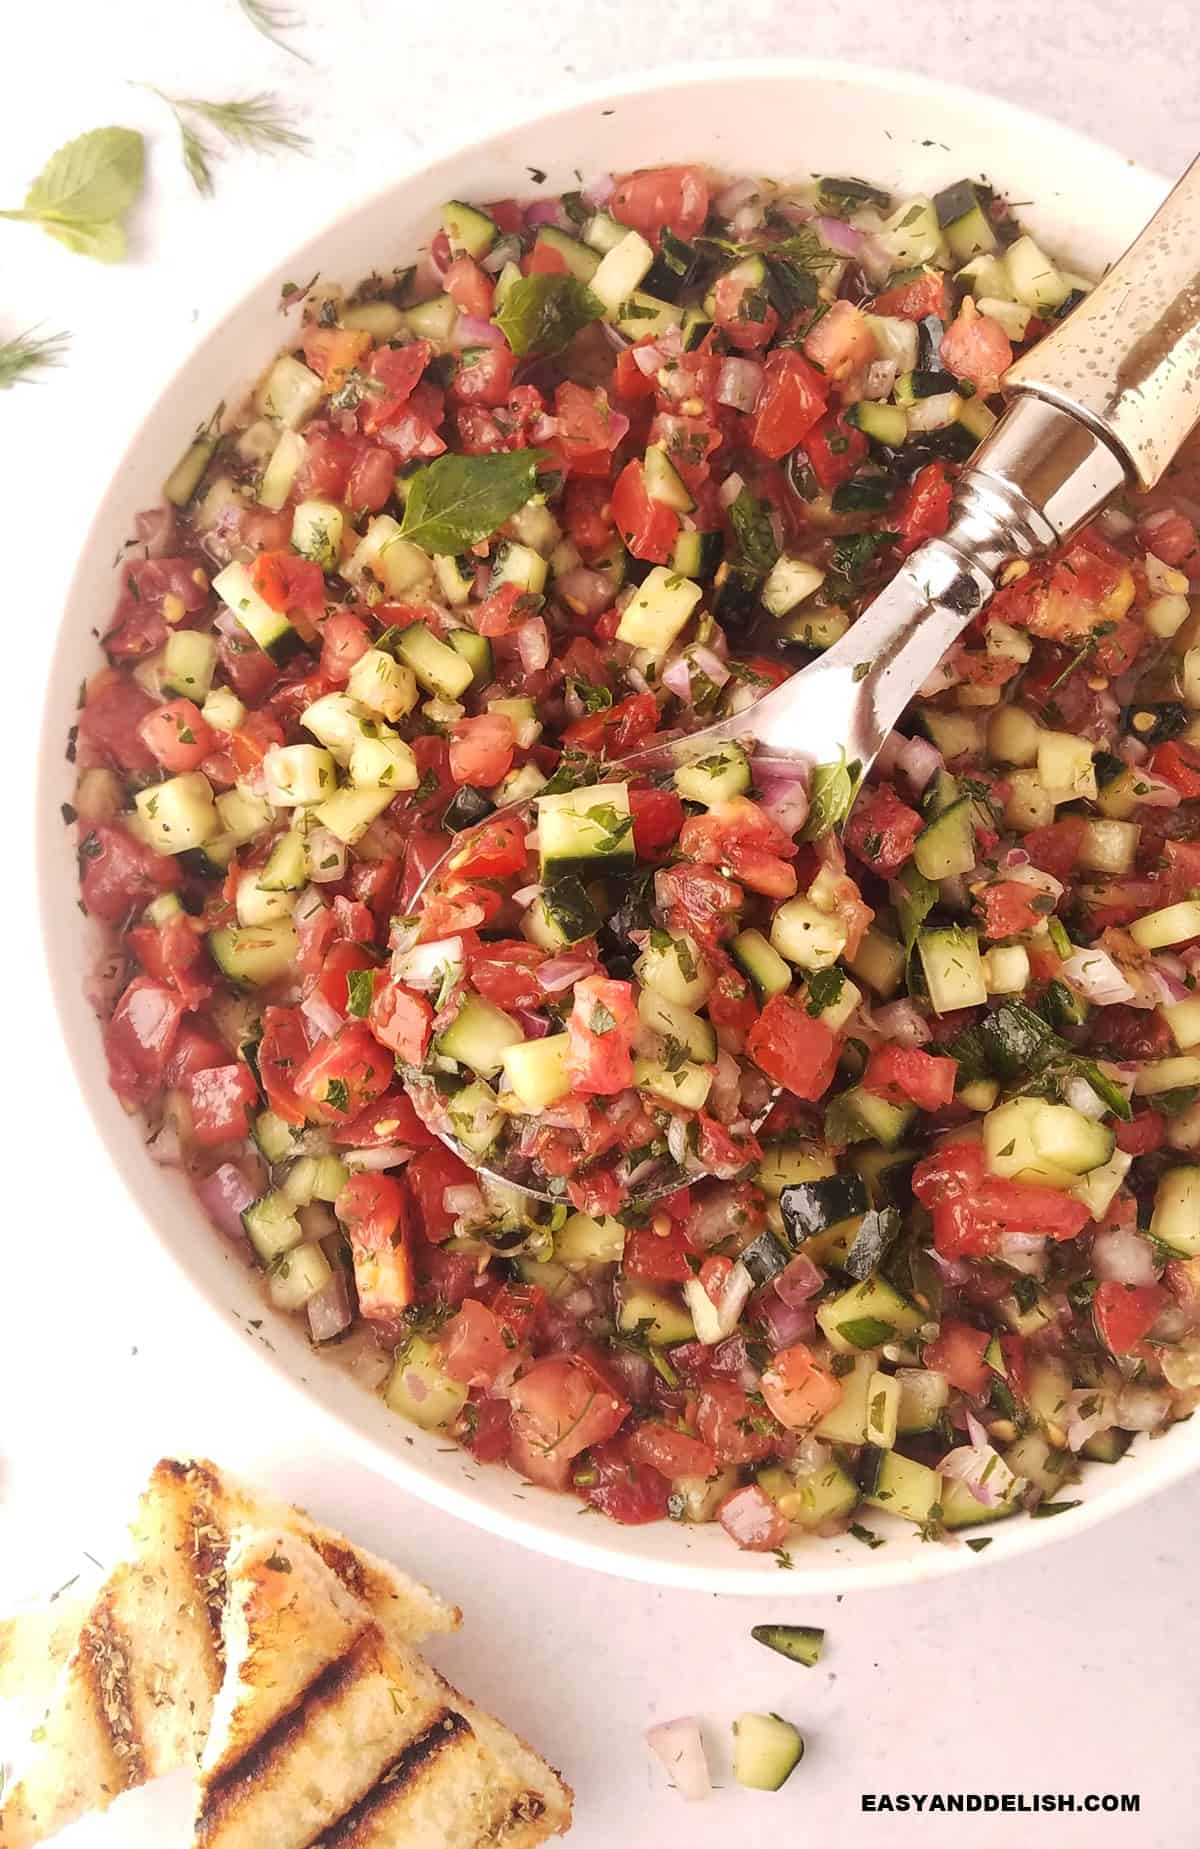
(807, 973, 862, 1034)
(524, 877, 602, 949)
(877, 196, 945, 268)
(243, 1190, 304, 1264)
(732, 1713, 804, 1792)
(501, 1034, 572, 1111)
(670, 528, 723, 580)
(489, 539, 547, 596)
(263, 744, 337, 809)
(672, 1467, 740, 1522)
(1003, 1430, 1072, 1497)
(616, 1283, 695, 1345)
(445, 1078, 504, 1157)
(555, 1211, 626, 1267)
(917, 707, 983, 762)
(636, 930, 713, 1009)
(162, 629, 218, 702)
(439, 995, 524, 1077)
(674, 742, 751, 808)
(977, 295, 1032, 341)
(998, 1288, 1056, 1338)
(987, 704, 1042, 767)
(395, 623, 474, 701)
(348, 729, 418, 792)
(254, 1109, 300, 1165)
(1163, 997, 1200, 1052)
(291, 498, 343, 569)
(758, 1460, 859, 1526)
(258, 428, 307, 511)
(282, 1153, 349, 1205)
(441, 199, 497, 258)
(615, 293, 682, 341)
(301, 691, 367, 764)
(338, 300, 406, 338)
(1131, 899, 1200, 951)
(268, 1240, 333, 1311)
(346, 649, 418, 725)
(616, 564, 702, 654)
(255, 354, 324, 429)
(312, 784, 394, 845)
(1082, 1428, 1133, 1466)
(1070, 1147, 1131, 1220)
(940, 1476, 1019, 1530)
(866, 1370, 901, 1448)
(913, 797, 976, 880)
(643, 442, 695, 513)
(537, 781, 634, 880)
(135, 773, 218, 855)
(984, 1096, 1114, 1185)
(1038, 729, 1097, 802)
(447, 627, 494, 687)
(1150, 1166, 1200, 1258)
(637, 989, 716, 1063)
(632, 1057, 714, 1113)
(847, 400, 908, 447)
(216, 788, 273, 845)
(163, 426, 219, 508)
(1005, 234, 1073, 312)
(533, 225, 600, 280)
(957, 251, 1015, 300)
(589, 229, 656, 314)
(816, 1273, 924, 1354)
(383, 1335, 468, 1430)
(347, 516, 435, 599)
(895, 1367, 949, 1436)
(201, 687, 246, 735)
(770, 898, 848, 972)
(983, 943, 1031, 995)
(846, 927, 906, 999)
(864, 313, 919, 370)
(212, 560, 299, 663)
(732, 929, 792, 1000)
(1134, 1055, 1200, 1097)
(782, 606, 851, 650)
(209, 921, 299, 987)
(487, 695, 541, 749)
(917, 925, 987, 1013)
(434, 553, 475, 607)
(761, 554, 827, 618)
(236, 868, 295, 927)
(813, 1351, 874, 1443)
(756, 1141, 836, 1197)
(859, 1447, 942, 1524)
(401, 295, 458, 342)
(839, 1087, 915, 1148)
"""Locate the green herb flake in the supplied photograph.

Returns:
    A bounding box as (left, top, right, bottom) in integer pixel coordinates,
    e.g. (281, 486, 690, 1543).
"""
(849, 1522, 885, 1550)
(800, 754, 862, 841)
(493, 273, 603, 358)
(346, 968, 377, 1018)
(729, 485, 780, 577)
(836, 1315, 895, 1349)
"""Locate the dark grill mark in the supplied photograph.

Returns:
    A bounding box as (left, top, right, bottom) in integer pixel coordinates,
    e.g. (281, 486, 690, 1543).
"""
(314, 1708, 473, 1847)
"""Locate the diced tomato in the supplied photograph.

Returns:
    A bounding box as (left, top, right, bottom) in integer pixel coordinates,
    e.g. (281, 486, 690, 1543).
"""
(257, 1006, 310, 1128)
(749, 349, 828, 459)
(1020, 817, 1087, 883)
(449, 342, 516, 407)
(696, 1114, 762, 1179)
(441, 1298, 506, 1386)
(1162, 839, 1200, 901)
(137, 698, 215, 775)
(300, 324, 370, 388)
(347, 856, 400, 939)
(79, 677, 159, 774)
(336, 1171, 413, 1322)
(939, 299, 1012, 397)
(564, 976, 637, 1096)
(491, 1281, 545, 1347)
(297, 426, 358, 499)
(562, 690, 660, 756)
(448, 712, 516, 787)
(844, 781, 923, 875)
(862, 1044, 957, 1112)
(126, 911, 211, 1010)
(1093, 1280, 1170, 1356)
(802, 409, 869, 492)
(578, 1439, 670, 1524)
(293, 1020, 392, 1123)
(313, 940, 377, 1021)
(346, 445, 396, 513)
(894, 462, 954, 556)
(704, 958, 760, 1047)
(79, 823, 179, 924)
(913, 1140, 1090, 1258)
(359, 341, 432, 433)
(680, 798, 798, 899)
(1115, 1111, 1165, 1156)
(628, 787, 685, 863)
(406, 1143, 477, 1242)
(870, 268, 949, 321)
(328, 1085, 434, 1151)
(974, 879, 1050, 939)
(526, 237, 571, 276)
(230, 709, 285, 779)
(623, 1225, 699, 1285)
(104, 976, 186, 1100)
(1088, 1003, 1175, 1062)
(368, 979, 433, 1064)
(802, 300, 877, 385)
(610, 164, 709, 243)
(554, 383, 628, 477)
(696, 1379, 777, 1465)
(184, 1063, 258, 1147)
(217, 631, 279, 705)
(746, 993, 840, 1101)
(459, 1394, 512, 1463)
(626, 1420, 717, 1480)
(656, 864, 744, 948)
(563, 476, 616, 555)
(466, 942, 545, 1011)
(711, 270, 779, 351)
(1151, 740, 1200, 799)
(611, 459, 679, 563)
(249, 549, 327, 620)
(717, 1483, 790, 1552)
(510, 1354, 630, 1461)
(922, 1319, 990, 1396)
(567, 1170, 624, 1217)
(760, 1342, 842, 1429)
(443, 255, 495, 318)
(613, 342, 658, 402)
(164, 1024, 228, 1087)
(1138, 508, 1200, 572)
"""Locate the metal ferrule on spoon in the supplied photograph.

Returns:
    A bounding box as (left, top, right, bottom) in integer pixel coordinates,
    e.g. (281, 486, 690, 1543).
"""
(421, 153, 1200, 1202)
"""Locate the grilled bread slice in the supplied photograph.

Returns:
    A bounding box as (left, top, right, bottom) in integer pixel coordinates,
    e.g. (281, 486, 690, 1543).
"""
(193, 1529, 572, 1849)
(0, 1458, 459, 1849)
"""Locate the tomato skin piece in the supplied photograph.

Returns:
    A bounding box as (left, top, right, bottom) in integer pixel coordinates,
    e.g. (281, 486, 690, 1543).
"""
(656, 864, 745, 949)
(510, 1354, 630, 1462)
(913, 1140, 1090, 1258)
(292, 1021, 392, 1124)
(80, 823, 180, 924)
(844, 782, 923, 876)
(1020, 817, 1088, 883)
(138, 698, 215, 774)
(336, 1170, 413, 1322)
(250, 550, 326, 618)
(257, 1005, 310, 1127)
(749, 349, 829, 460)
(466, 941, 547, 1011)
(622, 1226, 695, 1284)
(746, 994, 840, 1101)
(611, 459, 680, 563)
(185, 1064, 259, 1147)
(680, 798, 798, 899)
(448, 342, 516, 408)
(626, 1420, 718, 1480)
(697, 1380, 777, 1466)
(448, 712, 516, 787)
(554, 383, 629, 477)
(319, 610, 373, 683)
(922, 1320, 990, 1396)
(329, 1085, 434, 1152)
(359, 341, 432, 432)
(711, 271, 779, 351)
(565, 975, 637, 1095)
(861, 1045, 957, 1113)
(562, 691, 660, 757)
(369, 979, 433, 1064)
(975, 879, 1050, 939)
(126, 912, 212, 1010)
(1114, 1110, 1166, 1158)
(406, 1143, 477, 1242)
(610, 164, 709, 243)
(441, 1298, 507, 1386)
(104, 977, 186, 1101)
(443, 254, 495, 317)
(803, 410, 869, 492)
(1150, 740, 1200, 799)
(1093, 1281, 1170, 1356)
(939, 299, 1012, 397)
(870, 269, 949, 321)
(894, 462, 954, 556)
(563, 476, 616, 554)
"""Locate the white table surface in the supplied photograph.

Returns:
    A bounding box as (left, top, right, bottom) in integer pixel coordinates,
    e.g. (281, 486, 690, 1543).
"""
(4, 8, 1200, 1846)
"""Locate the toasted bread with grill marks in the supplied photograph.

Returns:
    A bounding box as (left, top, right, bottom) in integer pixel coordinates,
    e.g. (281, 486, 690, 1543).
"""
(0, 1459, 459, 1849)
(193, 1530, 571, 1849)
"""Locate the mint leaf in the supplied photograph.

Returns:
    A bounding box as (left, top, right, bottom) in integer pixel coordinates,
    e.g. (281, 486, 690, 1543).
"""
(492, 274, 603, 357)
(398, 448, 547, 554)
(0, 127, 145, 262)
(800, 754, 861, 841)
(729, 485, 779, 577)
(346, 968, 376, 1018)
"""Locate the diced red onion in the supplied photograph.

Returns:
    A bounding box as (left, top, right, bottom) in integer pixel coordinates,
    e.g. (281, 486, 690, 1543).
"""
(775, 1253, 824, 1306)
(755, 764, 811, 837)
(513, 1007, 550, 1039)
(1092, 1225, 1160, 1287)
(896, 734, 944, 795)
(814, 214, 865, 256)
(307, 1268, 354, 1342)
(874, 732, 906, 776)
(450, 313, 507, 351)
(1065, 1389, 1116, 1452)
(86, 942, 128, 1018)
(1007, 861, 1065, 900)
(536, 953, 594, 994)
(525, 197, 567, 229)
(555, 565, 616, 619)
(582, 171, 615, 208)
(135, 505, 177, 558)
(1150, 958, 1192, 1004)
(707, 1047, 742, 1123)
(872, 999, 932, 1048)
(1063, 1074, 1111, 1120)
(1099, 507, 1137, 538)
(1131, 771, 1181, 807)
(940, 1443, 1020, 1508)
(863, 358, 899, 401)
(511, 883, 540, 908)
(996, 1231, 1046, 1274)
(394, 936, 465, 991)
(480, 235, 522, 275)
(1060, 947, 1135, 1007)
(661, 656, 693, 702)
(632, 342, 663, 376)
(516, 617, 550, 674)
(758, 1290, 816, 1353)
(919, 657, 961, 698)
(645, 1719, 711, 1802)
(196, 1163, 257, 1240)
(731, 200, 766, 238)
(301, 989, 344, 1040)
(715, 176, 761, 218)
(344, 1146, 414, 1170)
(445, 1183, 486, 1218)
(1115, 1384, 1169, 1431)
(607, 1343, 655, 1402)
(691, 644, 729, 689)
(716, 357, 764, 412)
(305, 827, 347, 884)
(713, 1260, 754, 1340)
(717, 471, 745, 509)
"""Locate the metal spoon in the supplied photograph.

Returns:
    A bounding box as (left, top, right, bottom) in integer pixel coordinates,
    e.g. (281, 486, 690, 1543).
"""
(414, 152, 1200, 1208)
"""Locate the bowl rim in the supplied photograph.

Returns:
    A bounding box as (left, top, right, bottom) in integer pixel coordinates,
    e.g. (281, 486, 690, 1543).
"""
(38, 54, 1188, 1595)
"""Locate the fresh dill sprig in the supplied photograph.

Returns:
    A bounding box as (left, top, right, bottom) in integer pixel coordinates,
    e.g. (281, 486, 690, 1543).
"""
(236, 0, 311, 62)
(147, 90, 309, 195)
(0, 325, 70, 390)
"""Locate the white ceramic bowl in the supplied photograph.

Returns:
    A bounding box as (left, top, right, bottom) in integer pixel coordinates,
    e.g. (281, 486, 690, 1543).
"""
(38, 58, 1189, 1593)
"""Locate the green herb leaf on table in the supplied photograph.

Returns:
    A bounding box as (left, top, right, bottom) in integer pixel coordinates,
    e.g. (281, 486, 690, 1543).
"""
(800, 753, 862, 841)
(236, 0, 311, 61)
(729, 484, 780, 576)
(492, 274, 603, 357)
(0, 126, 145, 262)
(0, 326, 70, 389)
(398, 448, 547, 554)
